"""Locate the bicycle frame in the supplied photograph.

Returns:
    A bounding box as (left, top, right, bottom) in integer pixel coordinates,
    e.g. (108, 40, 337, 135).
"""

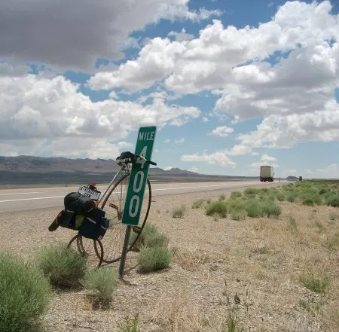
(98, 163, 131, 205)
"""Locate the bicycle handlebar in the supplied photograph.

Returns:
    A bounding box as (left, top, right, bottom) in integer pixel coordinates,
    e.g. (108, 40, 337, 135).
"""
(117, 152, 157, 166)
(135, 154, 157, 166)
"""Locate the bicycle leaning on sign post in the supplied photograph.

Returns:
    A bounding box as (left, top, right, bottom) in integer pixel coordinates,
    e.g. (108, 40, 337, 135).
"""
(65, 126, 157, 270)
(118, 126, 157, 279)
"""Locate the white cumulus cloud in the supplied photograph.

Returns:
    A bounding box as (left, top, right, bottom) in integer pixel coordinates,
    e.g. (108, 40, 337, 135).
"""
(0, 0, 220, 71)
(261, 154, 277, 162)
(87, 0, 339, 150)
(225, 144, 252, 156)
(0, 68, 200, 158)
(209, 126, 234, 137)
(181, 151, 236, 167)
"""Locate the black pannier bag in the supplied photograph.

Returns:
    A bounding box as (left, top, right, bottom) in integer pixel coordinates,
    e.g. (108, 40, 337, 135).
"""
(58, 192, 96, 229)
(78, 207, 109, 241)
(64, 192, 97, 215)
(49, 192, 110, 240)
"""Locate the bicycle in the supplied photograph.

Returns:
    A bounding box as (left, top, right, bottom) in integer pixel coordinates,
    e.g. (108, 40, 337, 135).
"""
(67, 151, 157, 266)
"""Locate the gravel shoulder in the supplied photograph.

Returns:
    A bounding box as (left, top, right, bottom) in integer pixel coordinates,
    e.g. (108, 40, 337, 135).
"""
(1, 183, 338, 332)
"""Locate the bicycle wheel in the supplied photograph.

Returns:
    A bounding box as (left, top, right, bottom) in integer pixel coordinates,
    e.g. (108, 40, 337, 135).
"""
(67, 233, 104, 267)
(99, 173, 152, 264)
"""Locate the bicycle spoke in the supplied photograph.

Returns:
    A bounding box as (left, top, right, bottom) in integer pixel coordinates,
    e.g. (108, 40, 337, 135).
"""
(99, 175, 152, 264)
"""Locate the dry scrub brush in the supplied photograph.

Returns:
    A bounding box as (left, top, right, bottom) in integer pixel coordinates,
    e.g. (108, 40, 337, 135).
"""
(0, 251, 52, 332)
(34, 243, 87, 288)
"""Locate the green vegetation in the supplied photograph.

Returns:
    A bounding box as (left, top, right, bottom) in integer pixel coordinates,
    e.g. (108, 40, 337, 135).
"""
(137, 247, 171, 273)
(199, 180, 339, 222)
(192, 199, 206, 209)
(245, 200, 263, 218)
(81, 267, 119, 302)
(219, 193, 226, 201)
(326, 195, 339, 207)
(142, 232, 169, 249)
(131, 224, 172, 273)
(244, 188, 259, 196)
(130, 224, 169, 251)
(260, 200, 282, 217)
(206, 201, 228, 218)
(276, 192, 285, 201)
(286, 191, 298, 202)
(299, 273, 330, 294)
(128, 224, 172, 273)
(227, 199, 246, 213)
(227, 199, 247, 220)
(286, 180, 339, 208)
(0, 251, 52, 332)
(230, 210, 247, 221)
(34, 243, 87, 288)
(302, 196, 315, 206)
(230, 191, 242, 199)
(172, 205, 186, 218)
(277, 180, 338, 208)
(117, 314, 140, 332)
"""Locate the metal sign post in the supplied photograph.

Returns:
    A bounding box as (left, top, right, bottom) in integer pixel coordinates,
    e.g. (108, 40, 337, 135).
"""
(119, 126, 157, 279)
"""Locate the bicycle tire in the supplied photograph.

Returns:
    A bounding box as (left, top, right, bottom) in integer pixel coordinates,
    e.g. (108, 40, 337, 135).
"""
(98, 173, 152, 264)
(79, 235, 104, 267)
(67, 234, 104, 267)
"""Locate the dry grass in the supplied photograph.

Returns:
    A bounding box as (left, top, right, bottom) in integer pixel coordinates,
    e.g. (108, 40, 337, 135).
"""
(1, 181, 339, 332)
(150, 288, 206, 332)
(172, 205, 186, 218)
(171, 247, 212, 271)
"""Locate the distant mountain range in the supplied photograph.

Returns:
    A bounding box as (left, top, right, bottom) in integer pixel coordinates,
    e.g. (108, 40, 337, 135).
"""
(0, 155, 261, 186)
(0, 155, 197, 175)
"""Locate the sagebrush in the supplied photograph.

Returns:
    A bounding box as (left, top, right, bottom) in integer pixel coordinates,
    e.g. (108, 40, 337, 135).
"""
(130, 224, 169, 251)
(206, 201, 228, 218)
(138, 247, 171, 273)
(81, 267, 119, 301)
(0, 251, 52, 332)
(172, 205, 186, 218)
(35, 243, 87, 288)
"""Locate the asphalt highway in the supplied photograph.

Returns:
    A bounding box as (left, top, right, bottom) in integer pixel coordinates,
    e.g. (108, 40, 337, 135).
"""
(0, 180, 283, 213)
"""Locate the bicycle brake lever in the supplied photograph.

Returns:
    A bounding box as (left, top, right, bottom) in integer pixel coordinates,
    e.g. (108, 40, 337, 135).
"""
(135, 154, 157, 166)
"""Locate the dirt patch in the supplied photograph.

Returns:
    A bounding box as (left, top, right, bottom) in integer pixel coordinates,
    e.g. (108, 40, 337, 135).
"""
(1, 184, 339, 332)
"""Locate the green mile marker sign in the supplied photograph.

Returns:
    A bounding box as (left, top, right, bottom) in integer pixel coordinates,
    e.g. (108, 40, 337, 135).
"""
(122, 126, 156, 226)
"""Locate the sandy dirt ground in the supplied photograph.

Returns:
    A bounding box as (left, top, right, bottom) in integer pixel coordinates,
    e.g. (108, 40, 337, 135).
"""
(1, 184, 339, 332)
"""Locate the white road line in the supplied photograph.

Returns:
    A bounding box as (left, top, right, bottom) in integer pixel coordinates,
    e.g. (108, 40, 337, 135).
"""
(0, 182, 264, 204)
(0, 191, 47, 196)
(0, 196, 65, 203)
(1, 181, 278, 204)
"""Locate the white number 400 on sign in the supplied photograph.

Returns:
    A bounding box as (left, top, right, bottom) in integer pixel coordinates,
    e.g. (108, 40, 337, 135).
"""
(128, 146, 147, 218)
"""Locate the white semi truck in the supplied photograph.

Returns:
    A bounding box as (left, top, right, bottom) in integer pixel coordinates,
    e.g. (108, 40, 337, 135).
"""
(260, 165, 274, 182)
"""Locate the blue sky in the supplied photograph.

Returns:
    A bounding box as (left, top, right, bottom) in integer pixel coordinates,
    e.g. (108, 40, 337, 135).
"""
(0, 0, 339, 178)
